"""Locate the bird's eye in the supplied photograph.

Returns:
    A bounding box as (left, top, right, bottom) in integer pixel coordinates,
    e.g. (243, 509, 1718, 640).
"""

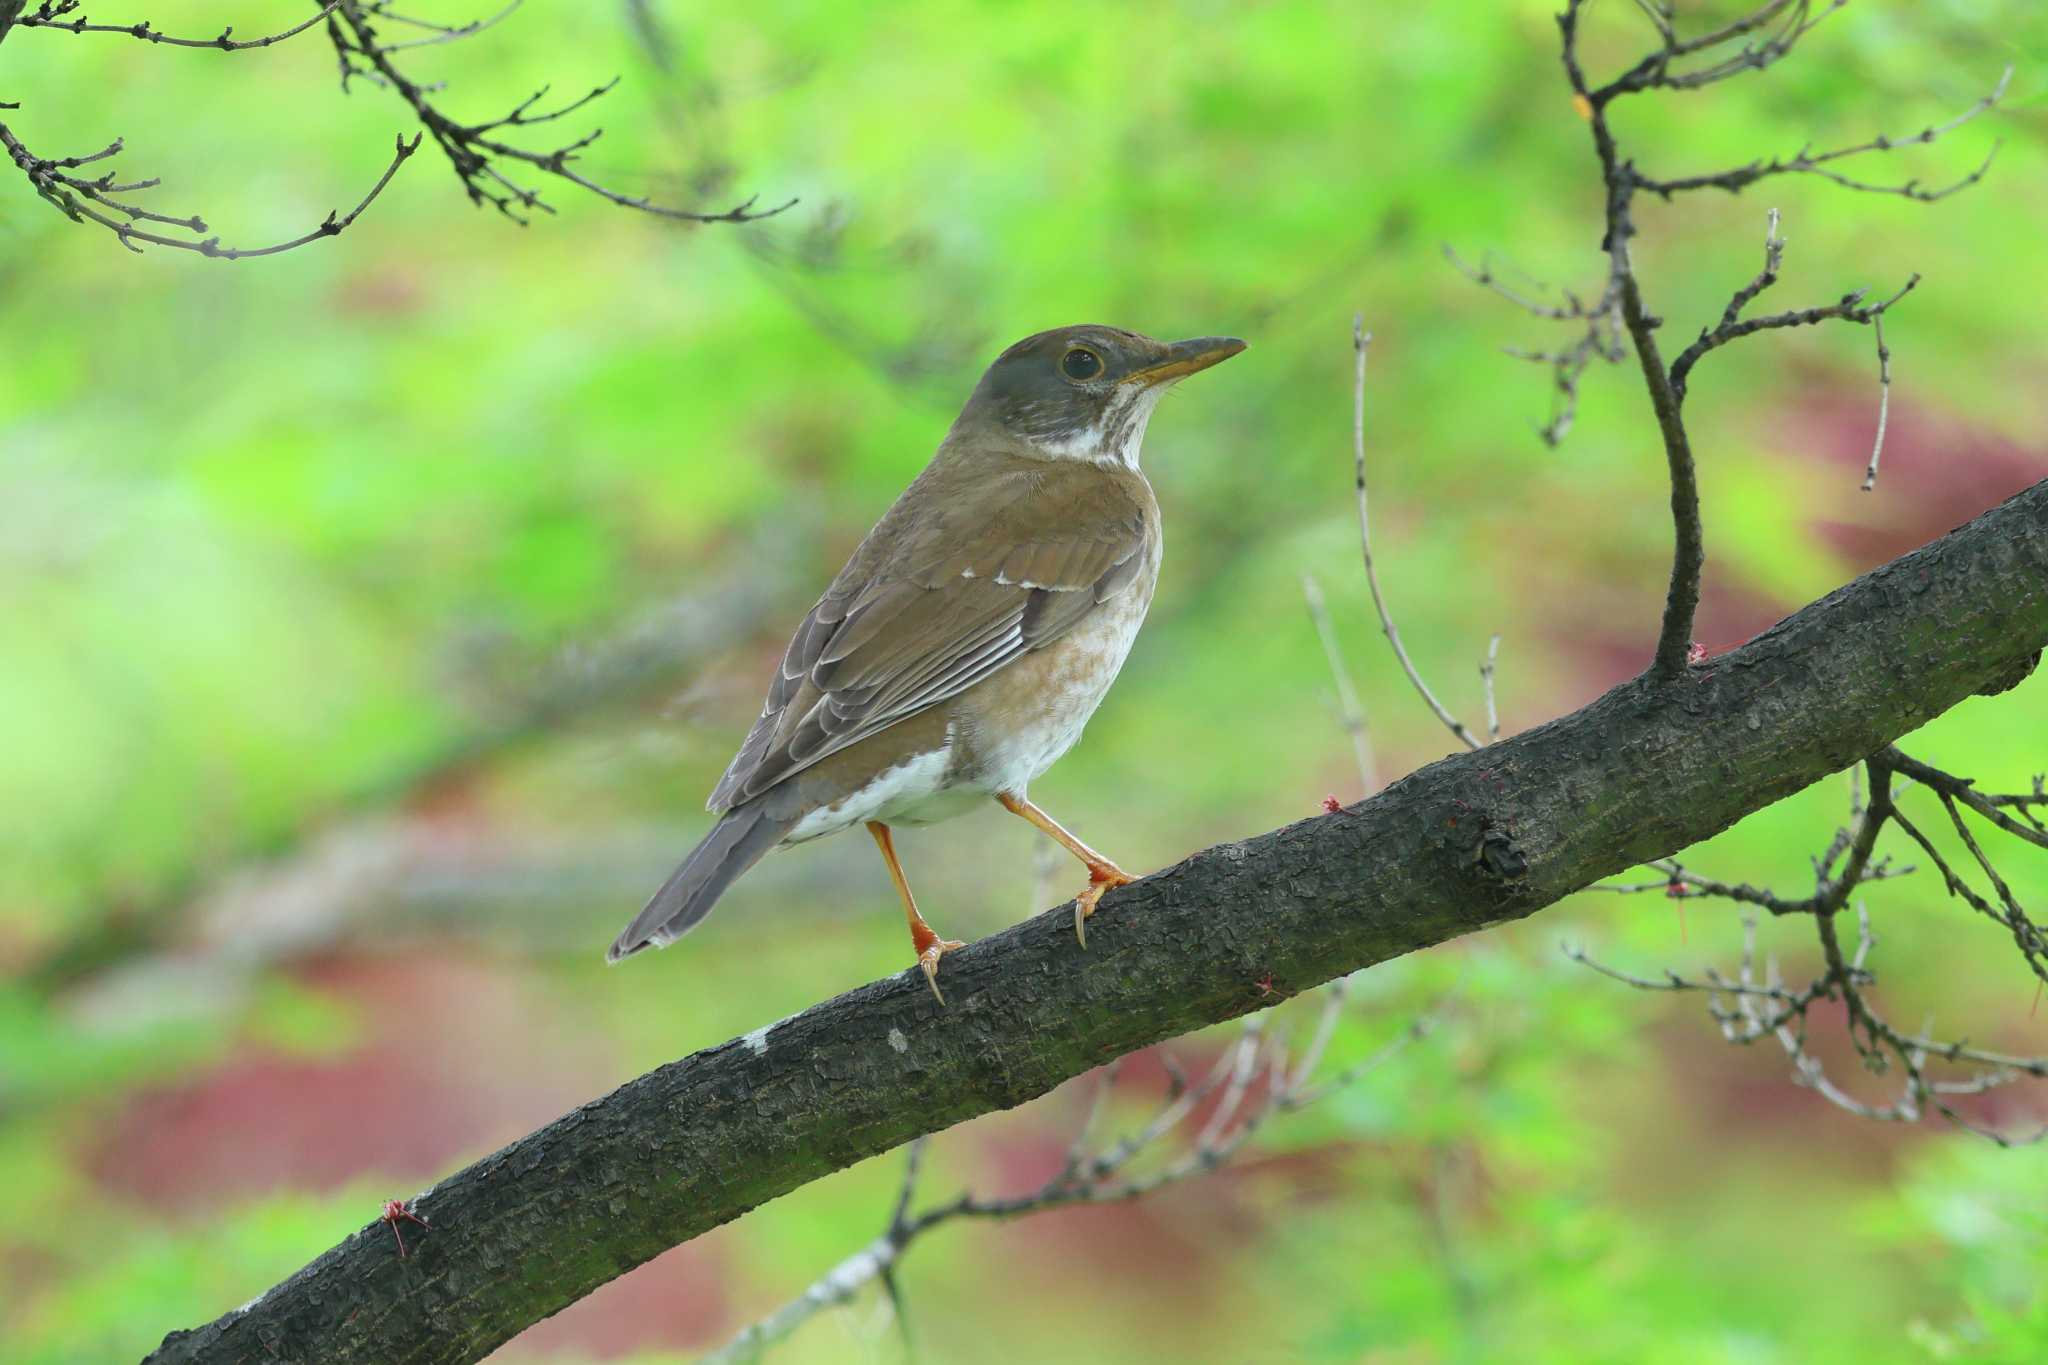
(1060, 346, 1103, 381)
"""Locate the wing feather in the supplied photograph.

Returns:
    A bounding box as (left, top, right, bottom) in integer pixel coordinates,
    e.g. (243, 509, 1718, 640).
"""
(705, 458, 1153, 812)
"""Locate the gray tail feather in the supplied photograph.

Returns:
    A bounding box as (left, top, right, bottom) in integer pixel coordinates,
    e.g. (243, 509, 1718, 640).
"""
(607, 801, 791, 963)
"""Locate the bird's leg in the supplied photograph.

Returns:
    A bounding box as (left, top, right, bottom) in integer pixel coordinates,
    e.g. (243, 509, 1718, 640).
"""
(996, 792, 1134, 949)
(868, 821, 963, 1005)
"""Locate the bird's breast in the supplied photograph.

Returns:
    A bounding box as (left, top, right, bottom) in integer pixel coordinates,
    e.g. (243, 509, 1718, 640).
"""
(953, 538, 1160, 795)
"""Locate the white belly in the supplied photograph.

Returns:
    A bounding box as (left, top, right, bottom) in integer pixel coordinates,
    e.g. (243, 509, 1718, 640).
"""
(780, 730, 984, 843)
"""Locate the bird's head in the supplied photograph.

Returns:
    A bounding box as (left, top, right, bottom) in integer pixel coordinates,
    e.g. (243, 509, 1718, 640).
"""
(951, 325, 1245, 468)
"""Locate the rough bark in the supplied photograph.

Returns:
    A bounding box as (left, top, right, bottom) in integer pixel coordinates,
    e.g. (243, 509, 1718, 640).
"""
(148, 478, 2048, 1365)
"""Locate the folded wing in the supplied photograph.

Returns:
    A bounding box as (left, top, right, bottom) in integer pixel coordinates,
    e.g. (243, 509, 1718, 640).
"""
(707, 461, 1151, 812)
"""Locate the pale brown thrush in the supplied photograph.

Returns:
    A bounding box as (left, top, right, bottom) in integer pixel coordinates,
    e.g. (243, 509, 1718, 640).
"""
(609, 325, 1246, 1001)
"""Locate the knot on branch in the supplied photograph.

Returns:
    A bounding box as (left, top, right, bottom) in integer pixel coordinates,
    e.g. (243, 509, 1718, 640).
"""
(1443, 805, 1530, 883)
(1977, 649, 2041, 698)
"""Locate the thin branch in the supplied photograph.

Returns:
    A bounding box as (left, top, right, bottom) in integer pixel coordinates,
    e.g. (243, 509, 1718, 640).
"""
(1885, 749, 2048, 851)
(1621, 263, 1704, 682)
(1348, 319, 1482, 749)
(1443, 245, 1595, 321)
(366, 0, 521, 51)
(323, 0, 791, 226)
(1639, 67, 2011, 201)
(1578, 741, 2048, 1143)
(1862, 313, 1894, 492)
(1670, 269, 1917, 400)
(1558, 0, 1706, 682)
(1302, 573, 1379, 793)
(1594, 756, 1903, 915)
(1480, 633, 1502, 743)
(17, 0, 342, 49)
(703, 1004, 1430, 1364)
(1445, 243, 1625, 447)
(1596, 0, 1849, 100)
(1, 117, 419, 257)
(1570, 906, 2047, 1141)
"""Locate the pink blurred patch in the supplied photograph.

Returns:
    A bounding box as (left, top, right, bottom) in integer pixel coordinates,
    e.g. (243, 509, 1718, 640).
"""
(488, 1237, 734, 1362)
(90, 953, 747, 1357)
(1558, 574, 1794, 699)
(89, 955, 614, 1210)
(965, 1046, 1354, 1289)
(1788, 390, 2043, 570)
(1534, 391, 2041, 699)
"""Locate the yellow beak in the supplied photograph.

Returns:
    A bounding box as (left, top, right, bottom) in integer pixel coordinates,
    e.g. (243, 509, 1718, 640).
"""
(1121, 335, 1248, 387)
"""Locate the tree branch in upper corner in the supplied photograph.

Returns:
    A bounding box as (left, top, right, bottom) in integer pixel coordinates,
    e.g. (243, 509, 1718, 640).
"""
(0, 0, 792, 257)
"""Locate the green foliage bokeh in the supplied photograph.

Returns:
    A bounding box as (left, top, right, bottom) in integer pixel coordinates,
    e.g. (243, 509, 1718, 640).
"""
(2, 2, 2045, 1362)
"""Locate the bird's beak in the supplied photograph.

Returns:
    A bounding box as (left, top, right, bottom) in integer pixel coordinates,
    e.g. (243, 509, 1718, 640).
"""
(1121, 335, 1247, 387)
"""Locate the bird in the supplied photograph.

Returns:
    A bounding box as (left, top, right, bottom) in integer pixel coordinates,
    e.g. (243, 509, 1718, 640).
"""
(608, 325, 1246, 1002)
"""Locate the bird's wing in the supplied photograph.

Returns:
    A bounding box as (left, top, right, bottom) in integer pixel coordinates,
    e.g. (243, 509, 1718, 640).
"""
(707, 461, 1152, 812)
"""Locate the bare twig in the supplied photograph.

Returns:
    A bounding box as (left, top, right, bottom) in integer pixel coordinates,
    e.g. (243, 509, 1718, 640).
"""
(1570, 905, 2046, 1143)
(8, 0, 784, 255)
(1597, 0, 1849, 98)
(1445, 244, 1626, 447)
(1556, 0, 1706, 680)
(1349, 319, 1482, 750)
(1638, 67, 2010, 202)
(1594, 756, 1905, 914)
(367, 0, 521, 52)
(323, 0, 791, 226)
(1302, 573, 1379, 793)
(0, 118, 419, 257)
(17, 0, 342, 49)
(1669, 262, 1917, 400)
(1862, 313, 1894, 491)
(702, 1001, 1432, 1363)
(1444, 246, 1595, 322)
(1579, 743, 2048, 1143)
(1479, 633, 1502, 743)
(1885, 749, 2048, 851)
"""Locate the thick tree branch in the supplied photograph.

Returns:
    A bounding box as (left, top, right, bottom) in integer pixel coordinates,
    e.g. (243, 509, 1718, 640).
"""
(148, 475, 2048, 1365)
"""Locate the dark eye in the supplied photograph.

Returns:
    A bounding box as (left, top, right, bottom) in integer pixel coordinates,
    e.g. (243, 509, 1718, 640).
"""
(1060, 346, 1103, 381)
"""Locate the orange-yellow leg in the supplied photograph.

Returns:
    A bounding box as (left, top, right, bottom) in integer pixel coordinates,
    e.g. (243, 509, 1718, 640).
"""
(996, 793, 1134, 948)
(868, 821, 963, 1005)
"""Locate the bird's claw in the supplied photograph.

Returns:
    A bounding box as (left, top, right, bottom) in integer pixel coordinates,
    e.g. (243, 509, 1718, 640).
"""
(1071, 866, 1134, 949)
(917, 936, 965, 1005)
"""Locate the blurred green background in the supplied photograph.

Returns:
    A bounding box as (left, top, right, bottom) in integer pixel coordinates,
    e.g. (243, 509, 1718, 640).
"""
(4, 2, 2047, 1361)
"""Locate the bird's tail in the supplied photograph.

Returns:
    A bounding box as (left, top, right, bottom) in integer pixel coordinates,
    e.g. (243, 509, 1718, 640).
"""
(607, 800, 793, 963)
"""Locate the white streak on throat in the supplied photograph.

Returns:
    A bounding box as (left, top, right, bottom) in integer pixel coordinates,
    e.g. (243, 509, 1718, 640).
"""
(1033, 383, 1168, 469)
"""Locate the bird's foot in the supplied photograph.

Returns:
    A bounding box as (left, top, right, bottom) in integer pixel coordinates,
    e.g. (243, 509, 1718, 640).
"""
(912, 923, 965, 1005)
(1071, 862, 1134, 949)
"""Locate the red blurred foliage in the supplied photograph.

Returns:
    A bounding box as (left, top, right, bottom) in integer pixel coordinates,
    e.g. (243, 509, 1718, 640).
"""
(1536, 392, 2040, 699)
(496, 1239, 733, 1362)
(88, 953, 743, 1358)
(88, 956, 612, 1210)
(1790, 393, 2044, 570)
(1562, 574, 1793, 699)
(966, 1048, 1358, 1286)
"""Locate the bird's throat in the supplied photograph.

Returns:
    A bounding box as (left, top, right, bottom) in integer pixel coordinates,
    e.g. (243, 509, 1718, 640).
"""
(1032, 382, 1168, 469)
